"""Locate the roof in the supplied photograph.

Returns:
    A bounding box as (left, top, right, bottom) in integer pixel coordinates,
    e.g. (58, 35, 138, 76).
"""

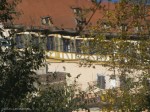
(13, 0, 114, 30)
(9, 0, 150, 37)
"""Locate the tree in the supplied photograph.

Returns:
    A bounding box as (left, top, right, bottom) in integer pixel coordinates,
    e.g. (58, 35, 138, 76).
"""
(0, 0, 45, 109)
(0, 33, 45, 108)
(84, 0, 150, 111)
(0, 0, 22, 22)
(0, 0, 87, 111)
(26, 84, 86, 112)
(23, 73, 91, 112)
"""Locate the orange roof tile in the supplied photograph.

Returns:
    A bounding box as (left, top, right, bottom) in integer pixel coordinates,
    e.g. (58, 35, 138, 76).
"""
(13, 0, 115, 29)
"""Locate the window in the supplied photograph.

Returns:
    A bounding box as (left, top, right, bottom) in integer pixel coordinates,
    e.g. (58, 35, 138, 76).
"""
(134, 26, 143, 33)
(97, 75, 105, 89)
(31, 35, 39, 47)
(70, 40, 75, 52)
(63, 38, 70, 52)
(101, 22, 111, 30)
(41, 16, 53, 26)
(104, 24, 110, 29)
(72, 7, 82, 15)
(15, 35, 24, 49)
(75, 18, 86, 26)
(47, 36, 54, 50)
(88, 40, 92, 54)
(53, 37, 60, 51)
(76, 40, 82, 53)
(119, 24, 127, 31)
(72, 7, 86, 31)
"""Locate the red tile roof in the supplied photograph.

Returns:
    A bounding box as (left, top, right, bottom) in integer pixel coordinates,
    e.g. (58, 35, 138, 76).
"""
(13, 0, 114, 29)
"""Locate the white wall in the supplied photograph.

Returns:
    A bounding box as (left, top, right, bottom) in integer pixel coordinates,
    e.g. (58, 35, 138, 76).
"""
(48, 62, 120, 91)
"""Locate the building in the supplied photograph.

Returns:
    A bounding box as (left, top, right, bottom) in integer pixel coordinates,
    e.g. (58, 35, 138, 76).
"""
(2, 0, 147, 91)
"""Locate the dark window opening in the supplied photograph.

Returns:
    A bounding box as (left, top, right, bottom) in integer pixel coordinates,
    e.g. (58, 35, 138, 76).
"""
(72, 7, 82, 15)
(97, 75, 105, 89)
(31, 35, 39, 47)
(76, 40, 82, 53)
(88, 40, 94, 54)
(47, 36, 54, 50)
(63, 38, 70, 52)
(41, 16, 53, 26)
(15, 35, 24, 49)
(101, 22, 111, 30)
(134, 26, 143, 33)
(70, 41, 75, 52)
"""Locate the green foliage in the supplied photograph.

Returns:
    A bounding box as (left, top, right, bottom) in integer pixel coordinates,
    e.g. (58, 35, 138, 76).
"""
(0, 36, 45, 108)
(98, 73, 150, 111)
(0, 0, 46, 109)
(84, 0, 150, 111)
(26, 84, 86, 112)
(0, 0, 21, 22)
